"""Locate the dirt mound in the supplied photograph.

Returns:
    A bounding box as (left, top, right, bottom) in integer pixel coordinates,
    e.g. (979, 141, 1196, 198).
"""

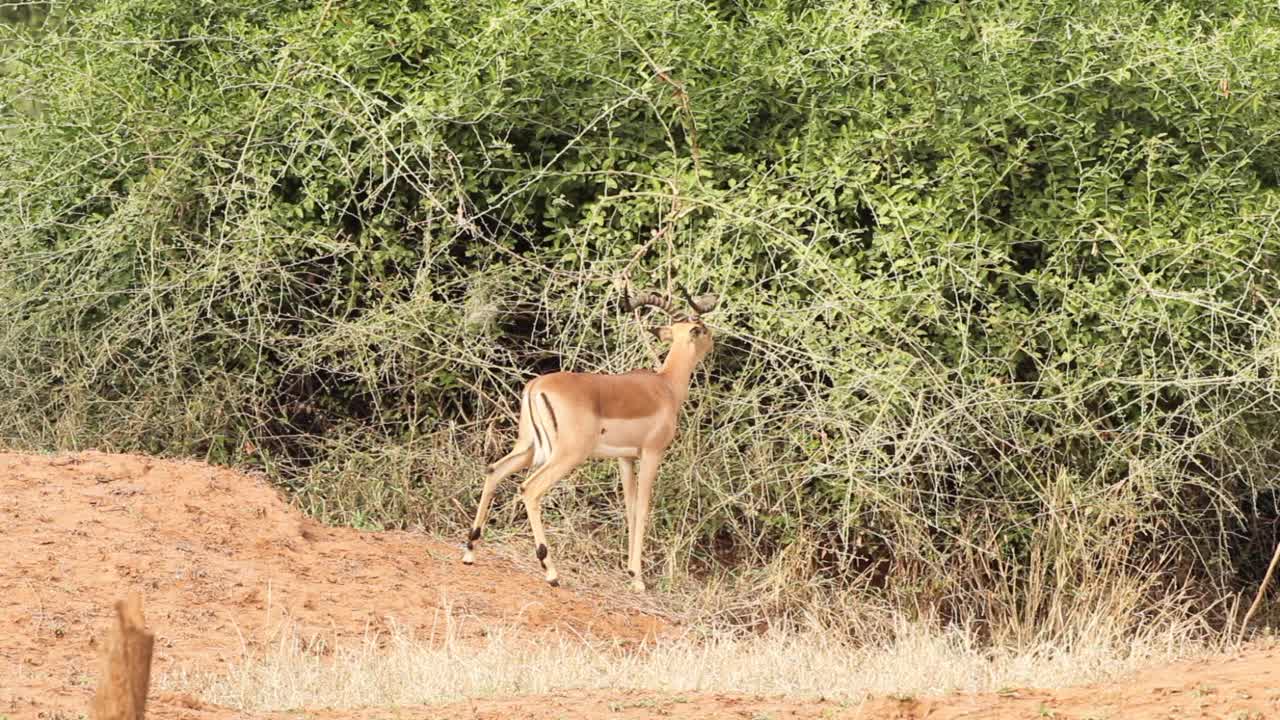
(2, 450, 1277, 720)
(0, 451, 666, 718)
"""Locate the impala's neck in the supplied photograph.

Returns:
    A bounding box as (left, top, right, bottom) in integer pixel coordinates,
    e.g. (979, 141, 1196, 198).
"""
(658, 345, 701, 406)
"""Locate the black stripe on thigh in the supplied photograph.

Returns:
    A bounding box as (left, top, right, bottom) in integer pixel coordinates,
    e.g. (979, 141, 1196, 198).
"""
(540, 393, 559, 433)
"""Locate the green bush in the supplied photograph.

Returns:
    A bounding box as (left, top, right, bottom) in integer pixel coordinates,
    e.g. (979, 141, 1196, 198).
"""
(3, 0, 1280, 623)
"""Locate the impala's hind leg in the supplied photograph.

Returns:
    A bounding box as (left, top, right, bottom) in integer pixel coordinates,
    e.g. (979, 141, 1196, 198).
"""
(520, 456, 582, 586)
(463, 446, 532, 564)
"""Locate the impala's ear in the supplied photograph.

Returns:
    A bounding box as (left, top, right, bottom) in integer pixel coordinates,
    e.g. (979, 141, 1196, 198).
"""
(649, 326, 674, 342)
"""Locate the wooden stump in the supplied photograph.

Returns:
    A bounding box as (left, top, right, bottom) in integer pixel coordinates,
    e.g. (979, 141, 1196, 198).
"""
(90, 594, 154, 720)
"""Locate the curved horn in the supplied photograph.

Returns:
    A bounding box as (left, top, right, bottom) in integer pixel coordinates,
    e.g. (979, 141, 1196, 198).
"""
(679, 285, 719, 317)
(625, 287, 681, 318)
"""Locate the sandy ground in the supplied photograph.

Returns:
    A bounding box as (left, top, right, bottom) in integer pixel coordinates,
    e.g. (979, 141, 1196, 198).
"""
(2, 450, 1277, 719)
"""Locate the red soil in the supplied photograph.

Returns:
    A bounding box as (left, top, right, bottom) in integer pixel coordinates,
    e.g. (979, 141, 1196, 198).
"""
(1, 451, 1276, 720)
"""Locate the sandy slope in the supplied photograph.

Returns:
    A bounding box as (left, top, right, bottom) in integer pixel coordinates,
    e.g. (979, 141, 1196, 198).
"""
(1, 451, 1276, 720)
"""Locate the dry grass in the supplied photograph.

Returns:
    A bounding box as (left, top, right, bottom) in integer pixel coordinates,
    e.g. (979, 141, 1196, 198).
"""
(161, 583, 1229, 712)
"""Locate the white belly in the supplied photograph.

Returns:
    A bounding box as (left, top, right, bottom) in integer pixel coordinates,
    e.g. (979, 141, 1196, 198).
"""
(589, 416, 666, 458)
(590, 443, 641, 459)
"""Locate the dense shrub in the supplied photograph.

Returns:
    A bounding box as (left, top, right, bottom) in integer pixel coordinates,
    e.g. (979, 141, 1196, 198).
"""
(4, 0, 1280, 623)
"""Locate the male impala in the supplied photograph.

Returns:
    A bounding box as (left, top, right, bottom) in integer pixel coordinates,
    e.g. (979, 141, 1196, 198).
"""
(462, 287, 718, 591)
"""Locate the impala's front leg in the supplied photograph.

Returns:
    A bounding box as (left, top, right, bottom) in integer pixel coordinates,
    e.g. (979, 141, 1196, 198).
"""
(628, 451, 663, 592)
(618, 458, 638, 563)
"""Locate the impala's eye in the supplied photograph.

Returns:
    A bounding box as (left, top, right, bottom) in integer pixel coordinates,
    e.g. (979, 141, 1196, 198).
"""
(690, 325, 705, 338)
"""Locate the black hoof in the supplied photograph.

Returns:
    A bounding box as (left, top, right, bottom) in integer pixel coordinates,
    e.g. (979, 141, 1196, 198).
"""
(548, 578, 560, 587)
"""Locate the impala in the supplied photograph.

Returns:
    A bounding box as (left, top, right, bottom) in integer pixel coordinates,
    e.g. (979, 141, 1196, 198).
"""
(462, 287, 718, 591)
